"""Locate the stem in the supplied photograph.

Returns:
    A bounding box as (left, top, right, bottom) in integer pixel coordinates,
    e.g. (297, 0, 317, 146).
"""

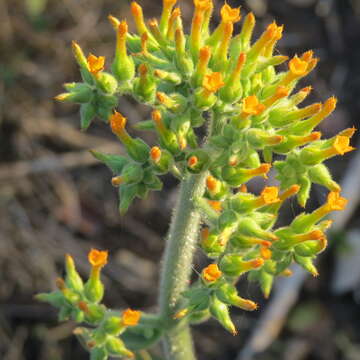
(158, 173, 206, 360)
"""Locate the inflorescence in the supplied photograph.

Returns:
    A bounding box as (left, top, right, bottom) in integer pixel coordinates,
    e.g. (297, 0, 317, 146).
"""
(40, 0, 356, 358)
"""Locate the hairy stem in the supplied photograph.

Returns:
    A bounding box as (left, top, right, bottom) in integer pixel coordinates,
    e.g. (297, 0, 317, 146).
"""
(158, 173, 206, 360)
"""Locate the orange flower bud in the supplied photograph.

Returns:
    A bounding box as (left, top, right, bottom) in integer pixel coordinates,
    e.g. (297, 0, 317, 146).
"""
(56, 277, 66, 290)
(88, 249, 108, 268)
(122, 309, 141, 326)
(208, 200, 222, 212)
(110, 111, 127, 136)
(87, 54, 105, 75)
(187, 155, 198, 168)
(288, 55, 308, 76)
(131, 1, 147, 35)
(220, 3, 241, 23)
(331, 135, 355, 155)
(241, 95, 265, 117)
(173, 309, 189, 319)
(78, 301, 90, 314)
(260, 186, 280, 205)
(202, 72, 225, 94)
(263, 86, 289, 108)
(150, 146, 162, 163)
(108, 14, 120, 29)
(194, 0, 212, 11)
(202, 264, 222, 282)
(279, 184, 300, 201)
(111, 176, 123, 187)
(325, 191, 347, 211)
(260, 246, 272, 260)
(206, 175, 220, 193)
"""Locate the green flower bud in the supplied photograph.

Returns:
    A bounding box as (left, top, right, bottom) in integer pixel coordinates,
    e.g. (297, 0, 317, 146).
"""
(78, 301, 106, 324)
(133, 64, 156, 103)
(102, 316, 125, 336)
(96, 72, 118, 95)
(215, 283, 258, 311)
(111, 163, 144, 186)
(294, 237, 327, 257)
(237, 217, 278, 241)
(106, 336, 134, 358)
(156, 92, 187, 114)
(200, 228, 226, 258)
(111, 21, 135, 82)
(259, 269, 274, 298)
(217, 210, 238, 232)
(219, 253, 264, 277)
(230, 234, 272, 250)
(308, 164, 341, 192)
(246, 129, 283, 149)
(186, 150, 210, 174)
(227, 186, 280, 214)
(84, 249, 108, 303)
(72, 308, 85, 322)
(65, 254, 84, 292)
(110, 111, 150, 163)
(221, 163, 271, 187)
(55, 84, 94, 104)
(209, 296, 237, 335)
(149, 146, 173, 174)
(294, 254, 318, 276)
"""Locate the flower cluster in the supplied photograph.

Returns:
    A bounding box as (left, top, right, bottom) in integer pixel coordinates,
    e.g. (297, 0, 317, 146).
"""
(37, 250, 142, 359)
(51, 0, 355, 351)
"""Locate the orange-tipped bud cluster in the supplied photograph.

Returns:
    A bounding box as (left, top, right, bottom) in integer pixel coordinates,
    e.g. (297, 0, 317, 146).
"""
(52, 0, 356, 348)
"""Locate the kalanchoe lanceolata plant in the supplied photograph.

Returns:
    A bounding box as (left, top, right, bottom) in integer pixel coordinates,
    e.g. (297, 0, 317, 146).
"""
(37, 0, 356, 359)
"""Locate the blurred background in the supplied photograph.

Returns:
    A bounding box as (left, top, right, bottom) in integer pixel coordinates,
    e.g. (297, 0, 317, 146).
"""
(1, 0, 360, 359)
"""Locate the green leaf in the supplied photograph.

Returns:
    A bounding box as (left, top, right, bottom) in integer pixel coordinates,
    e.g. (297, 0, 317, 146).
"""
(90, 151, 128, 174)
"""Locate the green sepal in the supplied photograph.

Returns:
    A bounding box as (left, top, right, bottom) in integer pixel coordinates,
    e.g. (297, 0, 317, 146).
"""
(80, 68, 95, 85)
(90, 347, 108, 360)
(35, 291, 65, 308)
(119, 184, 138, 215)
(58, 305, 72, 321)
(80, 103, 97, 131)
